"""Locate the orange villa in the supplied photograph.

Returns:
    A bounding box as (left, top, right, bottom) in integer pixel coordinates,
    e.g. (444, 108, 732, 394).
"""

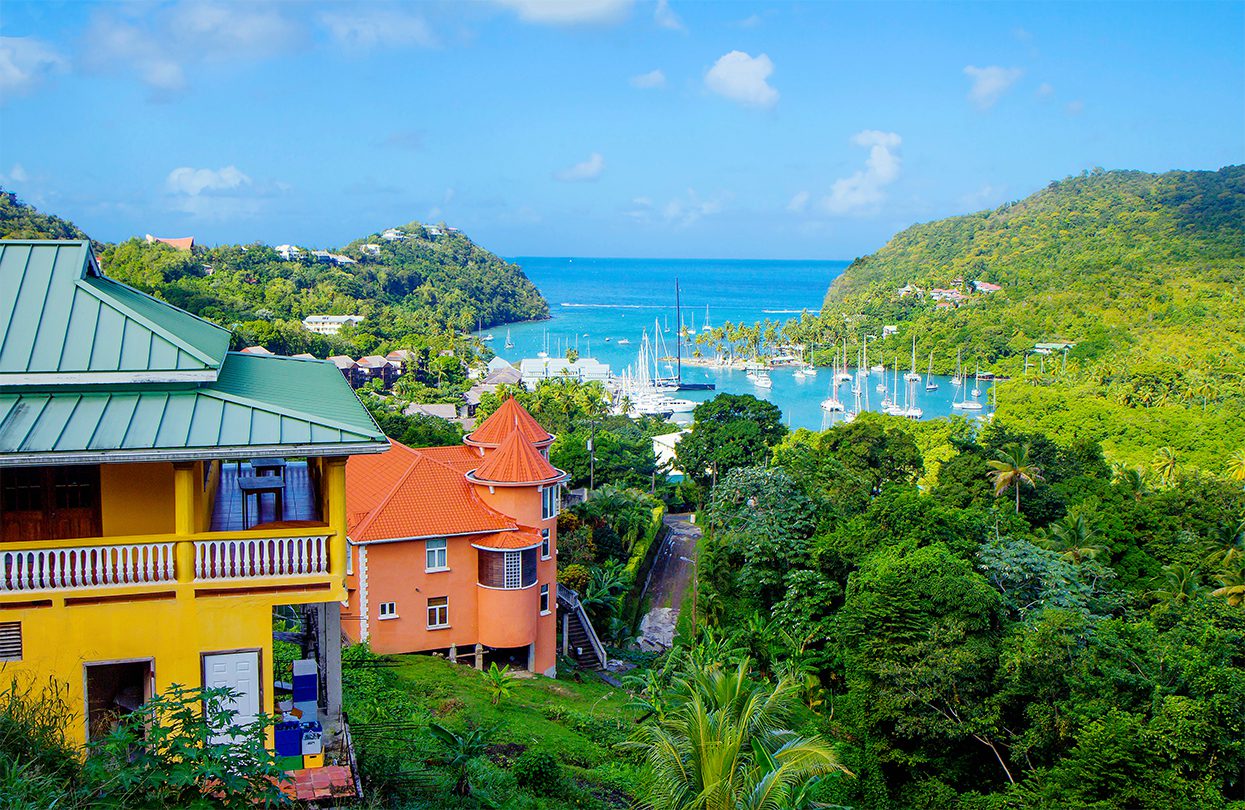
(342, 399, 571, 676)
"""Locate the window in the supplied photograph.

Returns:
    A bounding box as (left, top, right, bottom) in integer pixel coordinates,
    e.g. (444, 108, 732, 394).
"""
(425, 538, 448, 571)
(541, 484, 560, 520)
(378, 601, 397, 620)
(427, 596, 449, 628)
(541, 529, 551, 559)
(346, 546, 353, 576)
(0, 622, 20, 662)
(504, 551, 523, 589)
(539, 585, 550, 615)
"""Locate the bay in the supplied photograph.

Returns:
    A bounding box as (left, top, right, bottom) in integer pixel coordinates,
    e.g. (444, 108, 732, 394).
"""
(488, 257, 996, 431)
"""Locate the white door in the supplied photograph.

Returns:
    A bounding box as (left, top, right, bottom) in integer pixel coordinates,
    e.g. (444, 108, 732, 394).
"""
(203, 651, 261, 743)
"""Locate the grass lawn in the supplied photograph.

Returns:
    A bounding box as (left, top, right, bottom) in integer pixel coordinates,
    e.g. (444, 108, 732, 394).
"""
(346, 650, 645, 809)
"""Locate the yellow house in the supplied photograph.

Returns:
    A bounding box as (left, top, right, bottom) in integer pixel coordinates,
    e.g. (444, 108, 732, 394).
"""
(0, 240, 388, 748)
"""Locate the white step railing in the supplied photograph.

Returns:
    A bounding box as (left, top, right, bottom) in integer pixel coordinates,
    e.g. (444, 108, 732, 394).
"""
(556, 583, 608, 669)
(1, 542, 176, 593)
(194, 535, 330, 581)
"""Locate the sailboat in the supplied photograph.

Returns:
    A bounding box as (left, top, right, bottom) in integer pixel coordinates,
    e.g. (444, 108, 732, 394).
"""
(952, 365, 984, 411)
(925, 352, 938, 391)
(904, 336, 922, 382)
(884, 360, 905, 415)
(952, 349, 963, 386)
(702, 305, 713, 332)
(836, 340, 852, 383)
(504, 329, 514, 349)
(537, 329, 549, 359)
(971, 363, 982, 399)
(664, 315, 670, 333)
(820, 354, 844, 411)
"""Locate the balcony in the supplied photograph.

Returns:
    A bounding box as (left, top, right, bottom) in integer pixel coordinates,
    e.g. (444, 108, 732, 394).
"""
(0, 459, 343, 600)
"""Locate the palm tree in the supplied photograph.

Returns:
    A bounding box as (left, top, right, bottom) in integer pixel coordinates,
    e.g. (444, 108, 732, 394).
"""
(1201, 520, 1245, 570)
(1111, 464, 1152, 501)
(1150, 563, 1202, 605)
(1211, 564, 1245, 607)
(623, 660, 850, 809)
(1152, 446, 1179, 487)
(428, 722, 491, 797)
(1228, 448, 1245, 484)
(1035, 514, 1107, 563)
(986, 443, 1045, 514)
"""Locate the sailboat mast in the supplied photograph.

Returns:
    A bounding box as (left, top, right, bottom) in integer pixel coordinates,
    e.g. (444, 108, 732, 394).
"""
(675, 279, 682, 383)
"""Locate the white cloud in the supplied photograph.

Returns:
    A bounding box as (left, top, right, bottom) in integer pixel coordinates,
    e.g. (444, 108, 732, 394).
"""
(964, 65, 1023, 109)
(1, 164, 29, 185)
(166, 166, 251, 196)
(1066, 99, 1085, 116)
(80, 2, 304, 99)
(554, 152, 606, 182)
(821, 130, 902, 215)
(705, 50, 778, 108)
(494, 0, 632, 25)
(1036, 82, 1054, 99)
(318, 8, 436, 49)
(735, 14, 762, 29)
(787, 190, 810, 213)
(0, 36, 68, 96)
(654, 0, 684, 31)
(630, 69, 666, 89)
(627, 189, 727, 227)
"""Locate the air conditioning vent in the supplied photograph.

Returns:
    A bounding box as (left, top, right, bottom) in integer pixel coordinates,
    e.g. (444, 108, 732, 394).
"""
(0, 622, 21, 661)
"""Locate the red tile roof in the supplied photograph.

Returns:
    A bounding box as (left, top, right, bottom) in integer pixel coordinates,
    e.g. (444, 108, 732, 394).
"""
(470, 429, 563, 485)
(465, 397, 553, 448)
(417, 444, 484, 473)
(346, 441, 516, 543)
(472, 529, 544, 550)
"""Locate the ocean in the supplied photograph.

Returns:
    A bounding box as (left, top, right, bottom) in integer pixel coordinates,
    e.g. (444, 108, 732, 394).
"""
(489, 257, 995, 431)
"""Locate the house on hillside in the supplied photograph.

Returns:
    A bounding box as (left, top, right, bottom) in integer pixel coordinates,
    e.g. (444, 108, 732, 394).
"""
(144, 234, 194, 251)
(342, 399, 599, 674)
(519, 357, 610, 387)
(274, 244, 302, 261)
(0, 240, 387, 782)
(302, 315, 364, 336)
(360, 244, 381, 256)
(328, 355, 363, 388)
(356, 355, 398, 388)
(973, 280, 1003, 293)
(381, 228, 406, 241)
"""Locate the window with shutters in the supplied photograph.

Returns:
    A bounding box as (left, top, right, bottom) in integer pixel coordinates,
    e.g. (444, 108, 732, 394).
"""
(0, 622, 21, 662)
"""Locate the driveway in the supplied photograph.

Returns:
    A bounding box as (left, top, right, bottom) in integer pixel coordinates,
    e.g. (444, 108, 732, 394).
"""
(636, 513, 701, 651)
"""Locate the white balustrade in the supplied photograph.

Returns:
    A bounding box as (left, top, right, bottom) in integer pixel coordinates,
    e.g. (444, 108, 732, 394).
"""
(0, 542, 176, 593)
(193, 535, 330, 581)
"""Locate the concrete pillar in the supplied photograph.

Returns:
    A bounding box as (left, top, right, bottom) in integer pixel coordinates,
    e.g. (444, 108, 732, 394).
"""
(474, 644, 484, 671)
(527, 643, 535, 672)
(172, 462, 197, 585)
(319, 602, 343, 745)
(448, 644, 457, 664)
(562, 613, 569, 656)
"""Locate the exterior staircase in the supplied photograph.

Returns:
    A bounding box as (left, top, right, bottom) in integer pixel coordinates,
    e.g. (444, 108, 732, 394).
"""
(556, 584, 607, 670)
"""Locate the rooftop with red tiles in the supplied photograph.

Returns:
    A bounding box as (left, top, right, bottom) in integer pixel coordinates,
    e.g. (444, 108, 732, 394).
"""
(346, 441, 516, 542)
(469, 429, 565, 486)
(464, 397, 553, 448)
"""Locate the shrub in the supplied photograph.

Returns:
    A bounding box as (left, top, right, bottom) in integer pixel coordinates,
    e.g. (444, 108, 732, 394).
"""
(559, 563, 590, 593)
(512, 749, 563, 794)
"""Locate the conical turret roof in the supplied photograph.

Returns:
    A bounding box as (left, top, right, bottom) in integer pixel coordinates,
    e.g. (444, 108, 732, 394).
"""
(465, 397, 554, 448)
(469, 429, 564, 485)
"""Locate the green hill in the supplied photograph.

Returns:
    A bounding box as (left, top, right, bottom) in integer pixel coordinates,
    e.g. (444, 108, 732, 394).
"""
(818, 166, 1245, 471)
(0, 192, 548, 359)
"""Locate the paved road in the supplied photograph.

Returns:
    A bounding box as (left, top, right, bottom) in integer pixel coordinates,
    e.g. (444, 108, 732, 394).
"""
(637, 513, 701, 651)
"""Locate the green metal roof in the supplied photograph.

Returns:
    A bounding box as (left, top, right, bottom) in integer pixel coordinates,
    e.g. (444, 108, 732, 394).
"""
(0, 352, 387, 465)
(0, 240, 230, 384)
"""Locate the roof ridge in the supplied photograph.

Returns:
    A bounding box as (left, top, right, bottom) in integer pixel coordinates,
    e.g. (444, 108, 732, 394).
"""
(77, 276, 229, 367)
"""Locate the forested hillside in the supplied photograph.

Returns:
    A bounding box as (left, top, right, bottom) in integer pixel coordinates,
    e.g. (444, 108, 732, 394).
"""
(816, 166, 1245, 471)
(0, 193, 548, 358)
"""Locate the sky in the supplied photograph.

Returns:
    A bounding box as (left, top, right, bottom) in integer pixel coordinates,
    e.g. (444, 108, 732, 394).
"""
(1, 1, 1242, 259)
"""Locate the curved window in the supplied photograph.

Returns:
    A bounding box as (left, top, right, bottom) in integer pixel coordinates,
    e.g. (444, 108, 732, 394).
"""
(478, 548, 538, 589)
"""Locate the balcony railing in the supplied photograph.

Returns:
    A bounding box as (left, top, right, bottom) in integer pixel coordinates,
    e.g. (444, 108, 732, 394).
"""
(0, 531, 336, 596)
(1, 541, 176, 594)
(194, 535, 330, 581)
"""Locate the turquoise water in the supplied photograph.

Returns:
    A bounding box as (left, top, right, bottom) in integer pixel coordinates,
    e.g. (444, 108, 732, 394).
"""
(489, 257, 996, 430)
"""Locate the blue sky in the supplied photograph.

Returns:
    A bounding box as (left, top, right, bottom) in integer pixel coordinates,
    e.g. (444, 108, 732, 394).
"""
(1, 1, 1242, 259)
